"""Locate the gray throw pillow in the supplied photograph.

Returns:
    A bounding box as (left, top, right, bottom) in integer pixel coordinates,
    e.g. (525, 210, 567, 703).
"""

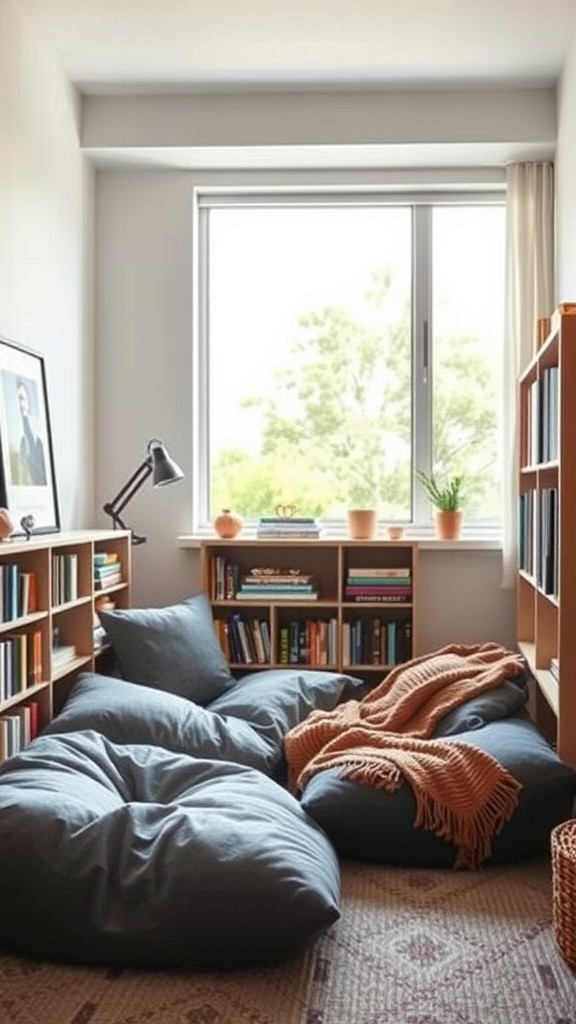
(433, 676, 529, 737)
(98, 593, 236, 705)
(43, 673, 275, 773)
(208, 667, 366, 777)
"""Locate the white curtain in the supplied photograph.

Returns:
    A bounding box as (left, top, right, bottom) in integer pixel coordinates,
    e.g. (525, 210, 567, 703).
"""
(502, 162, 554, 587)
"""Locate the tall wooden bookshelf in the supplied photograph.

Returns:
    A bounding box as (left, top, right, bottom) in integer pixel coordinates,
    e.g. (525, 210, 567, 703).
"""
(0, 529, 131, 764)
(200, 539, 417, 680)
(517, 305, 576, 766)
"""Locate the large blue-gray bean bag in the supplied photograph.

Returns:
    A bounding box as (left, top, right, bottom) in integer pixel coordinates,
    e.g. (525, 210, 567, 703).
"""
(0, 730, 340, 969)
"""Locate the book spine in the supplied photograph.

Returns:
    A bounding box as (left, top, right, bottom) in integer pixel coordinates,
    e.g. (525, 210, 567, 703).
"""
(279, 627, 289, 665)
(259, 517, 317, 525)
(346, 567, 411, 577)
(254, 532, 319, 540)
(346, 576, 411, 585)
(237, 584, 315, 593)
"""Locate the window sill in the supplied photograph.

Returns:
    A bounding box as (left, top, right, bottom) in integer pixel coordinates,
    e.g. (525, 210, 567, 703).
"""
(176, 532, 502, 551)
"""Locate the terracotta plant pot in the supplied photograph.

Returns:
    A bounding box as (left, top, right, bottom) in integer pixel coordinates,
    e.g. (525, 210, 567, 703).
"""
(434, 510, 462, 540)
(347, 508, 377, 540)
(387, 525, 404, 541)
(213, 508, 243, 539)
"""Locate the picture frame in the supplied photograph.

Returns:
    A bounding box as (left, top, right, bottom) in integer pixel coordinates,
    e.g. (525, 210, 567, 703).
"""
(0, 335, 60, 535)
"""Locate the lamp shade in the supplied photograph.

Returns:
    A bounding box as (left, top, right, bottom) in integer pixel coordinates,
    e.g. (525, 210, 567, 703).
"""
(149, 440, 184, 487)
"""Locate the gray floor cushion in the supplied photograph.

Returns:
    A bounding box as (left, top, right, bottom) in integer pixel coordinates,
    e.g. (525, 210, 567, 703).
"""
(300, 712, 576, 867)
(0, 731, 340, 968)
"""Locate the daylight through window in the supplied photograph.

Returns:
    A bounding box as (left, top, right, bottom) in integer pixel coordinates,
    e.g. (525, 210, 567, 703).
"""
(195, 190, 505, 532)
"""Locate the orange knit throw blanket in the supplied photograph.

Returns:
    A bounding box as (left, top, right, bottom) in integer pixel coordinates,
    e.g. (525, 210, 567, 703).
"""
(285, 643, 526, 869)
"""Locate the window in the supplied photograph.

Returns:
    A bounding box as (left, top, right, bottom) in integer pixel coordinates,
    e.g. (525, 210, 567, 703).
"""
(194, 190, 505, 532)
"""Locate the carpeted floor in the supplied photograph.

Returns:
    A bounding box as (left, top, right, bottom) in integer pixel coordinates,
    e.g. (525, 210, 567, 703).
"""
(1, 855, 575, 1024)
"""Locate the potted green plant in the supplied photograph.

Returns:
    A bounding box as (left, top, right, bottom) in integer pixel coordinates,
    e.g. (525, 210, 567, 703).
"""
(416, 470, 464, 539)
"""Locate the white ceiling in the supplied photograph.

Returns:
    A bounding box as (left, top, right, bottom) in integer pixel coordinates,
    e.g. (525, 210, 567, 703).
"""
(14, 0, 576, 93)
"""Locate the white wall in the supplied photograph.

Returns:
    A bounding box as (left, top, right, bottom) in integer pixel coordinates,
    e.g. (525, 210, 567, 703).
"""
(95, 165, 516, 650)
(95, 170, 193, 606)
(556, 35, 576, 301)
(0, 0, 93, 529)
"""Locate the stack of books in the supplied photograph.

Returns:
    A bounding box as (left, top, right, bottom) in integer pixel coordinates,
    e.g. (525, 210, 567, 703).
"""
(93, 552, 122, 591)
(236, 567, 318, 601)
(51, 624, 76, 671)
(256, 516, 321, 540)
(344, 566, 412, 603)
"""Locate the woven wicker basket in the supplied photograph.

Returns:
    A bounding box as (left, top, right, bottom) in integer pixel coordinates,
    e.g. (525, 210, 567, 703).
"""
(552, 819, 576, 970)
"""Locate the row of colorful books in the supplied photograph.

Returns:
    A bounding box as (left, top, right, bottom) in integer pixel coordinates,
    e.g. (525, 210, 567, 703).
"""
(255, 516, 321, 540)
(0, 564, 37, 622)
(344, 565, 412, 603)
(213, 613, 410, 667)
(0, 629, 43, 702)
(215, 614, 339, 667)
(0, 700, 40, 762)
(93, 551, 123, 591)
(342, 617, 412, 667)
(214, 614, 272, 665)
(278, 618, 338, 666)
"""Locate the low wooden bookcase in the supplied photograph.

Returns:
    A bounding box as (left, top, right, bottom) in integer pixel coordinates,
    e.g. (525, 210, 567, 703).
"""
(200, 538, 417, 680)
(0, 528, 131, 763)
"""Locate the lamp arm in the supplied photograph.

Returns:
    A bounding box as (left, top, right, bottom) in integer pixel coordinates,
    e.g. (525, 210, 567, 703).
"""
(102, 457, 152, 521)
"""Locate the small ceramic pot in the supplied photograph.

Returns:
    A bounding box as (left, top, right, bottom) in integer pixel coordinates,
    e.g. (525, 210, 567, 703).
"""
(213, 508, 243, 539)
(387, 525, 404, 541)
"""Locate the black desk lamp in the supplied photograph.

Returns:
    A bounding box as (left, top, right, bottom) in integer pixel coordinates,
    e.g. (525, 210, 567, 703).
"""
(103, 439, 184, 545)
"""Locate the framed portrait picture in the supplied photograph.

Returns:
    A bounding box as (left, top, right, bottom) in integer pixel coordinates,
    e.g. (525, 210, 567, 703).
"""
(0, 336, 60, 535)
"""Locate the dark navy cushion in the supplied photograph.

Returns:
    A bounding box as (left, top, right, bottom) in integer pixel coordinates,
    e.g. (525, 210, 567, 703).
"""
(300, 713, 576, 868)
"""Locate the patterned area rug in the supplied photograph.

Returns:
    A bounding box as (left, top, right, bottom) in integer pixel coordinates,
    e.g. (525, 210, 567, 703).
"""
(1, 856, 575, 1024)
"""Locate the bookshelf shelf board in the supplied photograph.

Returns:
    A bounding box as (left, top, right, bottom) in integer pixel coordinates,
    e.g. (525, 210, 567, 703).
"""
(52, 654, 93, 681)
(0, 611, 48, 633)
(1, 681, 50, 711)
(52, 595, 93, 614)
